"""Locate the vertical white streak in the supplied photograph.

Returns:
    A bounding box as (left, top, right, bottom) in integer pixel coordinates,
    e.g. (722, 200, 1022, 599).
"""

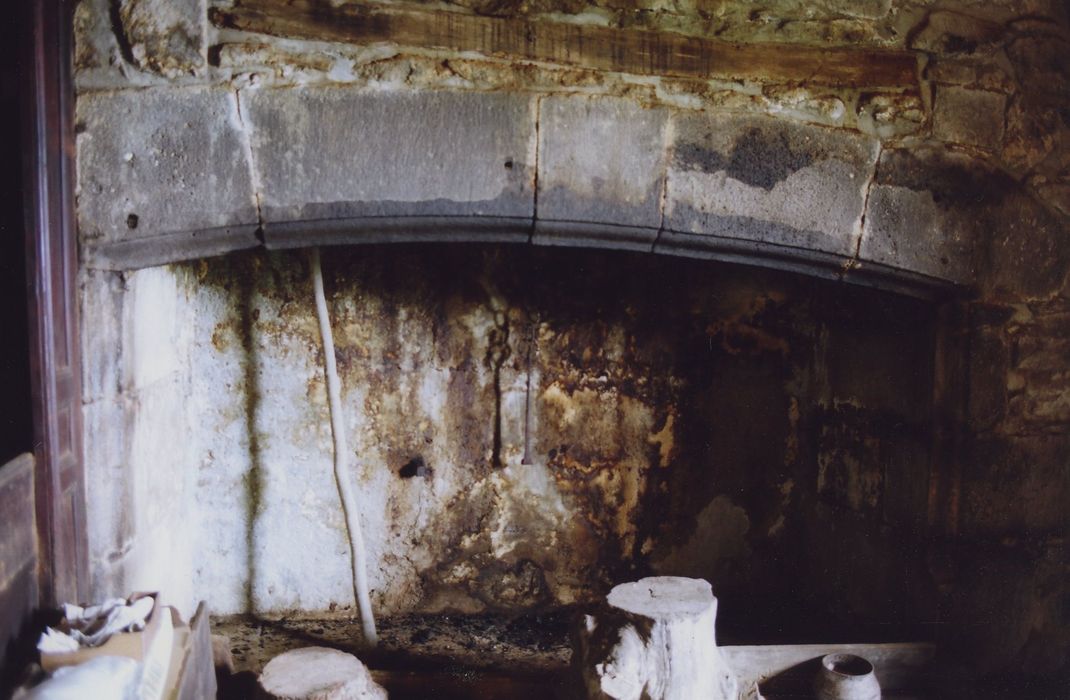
(231, 88, 264, 226)
(310, 247, 377, 646)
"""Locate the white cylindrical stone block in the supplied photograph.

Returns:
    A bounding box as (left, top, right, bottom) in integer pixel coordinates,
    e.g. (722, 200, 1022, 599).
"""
(258, 647, 387, 700)
(576, 576, 743, 700)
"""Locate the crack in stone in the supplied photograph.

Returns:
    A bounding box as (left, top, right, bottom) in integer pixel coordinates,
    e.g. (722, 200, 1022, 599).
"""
(843, 142, 883, 278)
(529, 94, 543, 245)
(651, 113, 676, 254)
(232, 87, 266, 240)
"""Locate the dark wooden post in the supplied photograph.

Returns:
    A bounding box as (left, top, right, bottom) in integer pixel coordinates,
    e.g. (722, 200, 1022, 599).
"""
(23, 0, 87, 606)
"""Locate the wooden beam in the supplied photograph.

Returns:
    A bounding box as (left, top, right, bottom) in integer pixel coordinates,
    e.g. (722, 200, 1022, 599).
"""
(210, 0, 920, 89)
(24, 0, 88, 607)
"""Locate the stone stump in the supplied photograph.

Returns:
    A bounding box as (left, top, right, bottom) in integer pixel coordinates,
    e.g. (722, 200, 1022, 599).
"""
(258, 647, 387, 700)
(576, 576, 743, 700)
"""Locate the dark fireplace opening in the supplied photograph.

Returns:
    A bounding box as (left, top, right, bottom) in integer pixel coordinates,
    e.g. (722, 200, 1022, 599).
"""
(173, 242, 942, 685)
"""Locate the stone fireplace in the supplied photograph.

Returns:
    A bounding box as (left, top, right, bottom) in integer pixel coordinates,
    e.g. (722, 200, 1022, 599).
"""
(84, 242, 941, 622)
(71, 0, 1068, 694)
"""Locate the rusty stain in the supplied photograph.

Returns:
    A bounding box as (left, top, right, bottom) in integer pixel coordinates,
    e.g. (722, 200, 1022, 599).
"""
(211, 323, 230, 352)
(179, 245, 936, 617)
(784, 395, 800, 466)
(705, 319, 790, 356)
(647, 411, 676, 468)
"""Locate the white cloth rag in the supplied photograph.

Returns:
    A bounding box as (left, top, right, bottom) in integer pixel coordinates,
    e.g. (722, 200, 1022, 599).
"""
(37, 596, 154, 652)
(15, 656, 139, 700)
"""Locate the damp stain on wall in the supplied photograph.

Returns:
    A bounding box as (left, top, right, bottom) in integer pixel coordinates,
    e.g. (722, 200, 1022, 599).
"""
(183, 244, 936, 622)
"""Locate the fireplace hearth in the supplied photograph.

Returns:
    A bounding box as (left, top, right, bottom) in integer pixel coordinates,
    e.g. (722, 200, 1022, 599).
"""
(4, 0, 1063, 696)
(84, 241, 947, 696)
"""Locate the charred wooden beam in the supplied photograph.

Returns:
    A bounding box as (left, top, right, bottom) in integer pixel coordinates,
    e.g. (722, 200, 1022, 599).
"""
(210, 0, 920, 88)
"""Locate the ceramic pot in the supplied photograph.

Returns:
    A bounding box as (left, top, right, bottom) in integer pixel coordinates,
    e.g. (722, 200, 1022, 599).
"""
(813, 653, 881, 700)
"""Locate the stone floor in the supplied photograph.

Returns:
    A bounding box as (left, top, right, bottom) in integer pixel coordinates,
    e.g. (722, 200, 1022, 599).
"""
(211, 612, 929, 699)
(213, 610, 573, 673)
(212, 611, 574, 699)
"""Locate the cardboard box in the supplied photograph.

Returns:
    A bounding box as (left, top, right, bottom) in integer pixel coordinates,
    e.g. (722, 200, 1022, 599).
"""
(40, 593, 164, 673)
(162, 611, 193, 700)
(137, 607, 177, 700)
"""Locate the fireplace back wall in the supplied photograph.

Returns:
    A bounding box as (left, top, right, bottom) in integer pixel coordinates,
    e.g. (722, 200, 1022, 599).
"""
(85, 244, 938, 634)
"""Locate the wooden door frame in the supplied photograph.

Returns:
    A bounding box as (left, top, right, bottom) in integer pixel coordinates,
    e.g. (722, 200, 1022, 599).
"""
(23, 0, 87, 606)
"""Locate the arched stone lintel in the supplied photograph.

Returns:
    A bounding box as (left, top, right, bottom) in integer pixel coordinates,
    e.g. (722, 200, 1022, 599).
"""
(75, 87, 974, 298)
(80, 216, 962, 300)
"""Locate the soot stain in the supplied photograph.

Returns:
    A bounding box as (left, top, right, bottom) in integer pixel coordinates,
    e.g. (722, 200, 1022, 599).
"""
(399, 455, 433, 479)
(674, 127, 816, 190)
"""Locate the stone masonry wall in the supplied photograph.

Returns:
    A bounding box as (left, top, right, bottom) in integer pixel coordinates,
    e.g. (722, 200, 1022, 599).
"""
(74, 0, 1068, 685)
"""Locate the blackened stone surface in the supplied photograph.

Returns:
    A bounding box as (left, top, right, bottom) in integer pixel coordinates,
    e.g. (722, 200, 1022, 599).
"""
(947, 538, 1067, 677)
(908, 10, 1004, 56)
(653, 229, 850, 283)
(1004, 33, 1070, 110)
(665, 112, 878, 257)
(800, 504, 940, 642)
(76, 87, 258, 244)
(960, 434, 1070, 536)
(967, 327, 1009, 432)
(243, 88, 538, 243)
(1003, 93, 1068, 178)
(925, 55, 1015, 92)
(932, 85, 1005, 150)
(859, 146, 989, 284)
(534, 96, 668, 248)
(982, 189, 1070, 301)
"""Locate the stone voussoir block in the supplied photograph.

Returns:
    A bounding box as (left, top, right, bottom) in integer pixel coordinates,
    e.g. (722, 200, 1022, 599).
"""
(859, 145, 992, 285)
(76, 87, 259, 252)
(932, 85, 1005, 151)
(242, 87, 538, 247)
(662, 111, 879, 259)
(534, 95, 669, 251)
